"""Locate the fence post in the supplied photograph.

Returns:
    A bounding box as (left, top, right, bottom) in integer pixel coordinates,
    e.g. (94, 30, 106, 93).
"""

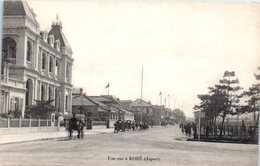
(47, 118, 49, 127)
(240, 126, 242, 139)
(19, 117, 22, 128)
(58, 117, 60, 128)
(231, 126, 233, 138)
(7, 117, 10, 128)
(228, 125, 229, 136)
(38, 118, 40, 127)
(223, 125, 225, 136)
(198, 117, 201, 140)
(29, 117, 31, 127)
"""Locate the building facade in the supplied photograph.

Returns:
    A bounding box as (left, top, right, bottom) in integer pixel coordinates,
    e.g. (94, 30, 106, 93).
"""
(127, 99, 154, 124)
(0, 1, 73, 117)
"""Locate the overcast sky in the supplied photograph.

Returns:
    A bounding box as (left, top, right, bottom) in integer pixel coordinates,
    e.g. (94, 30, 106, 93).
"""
(27, 0, 260, 117)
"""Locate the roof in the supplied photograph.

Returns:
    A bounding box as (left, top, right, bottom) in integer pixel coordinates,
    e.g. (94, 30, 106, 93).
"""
(90, 96, 114, 103)
(97, 107, 109, 113)
(109, 105, 120, 113)
(119, 100, 132, 109)
(110, 104, 134, 115)
(72, 94, 96, 106)
(73, 94, 110, 111)
(123, 110, 134, 116)
(4, 1, 39, 25)
(87, 96, 109, 109)
(117, 103, 130, 111)
(131, 99, 152, 107)
(48, 24, 71, 50)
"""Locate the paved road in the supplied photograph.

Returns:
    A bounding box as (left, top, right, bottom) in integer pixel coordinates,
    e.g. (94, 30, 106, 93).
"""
(0, 125, 258, 166)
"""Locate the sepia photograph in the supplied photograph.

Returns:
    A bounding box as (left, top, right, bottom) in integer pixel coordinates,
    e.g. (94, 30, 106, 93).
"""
(0, 0, 259, 165)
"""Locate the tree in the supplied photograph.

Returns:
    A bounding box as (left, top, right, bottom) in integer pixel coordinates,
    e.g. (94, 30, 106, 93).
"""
(194, 94, 213, 124)
(194, 71, 242, 137)
(241, 84, 260, 123)
(215, 71, 242, 136)
(172, 108, 186, 123)
(194, 86, 228, 128)
(25, 100, 57, 118)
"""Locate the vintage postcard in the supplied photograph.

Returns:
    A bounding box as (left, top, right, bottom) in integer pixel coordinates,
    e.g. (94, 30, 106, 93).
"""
(0, 0, 259, 166)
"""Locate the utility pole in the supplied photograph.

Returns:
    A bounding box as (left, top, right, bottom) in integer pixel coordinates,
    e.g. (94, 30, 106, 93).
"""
(140, 66, 143, 123)
(168, 94, 170, 109)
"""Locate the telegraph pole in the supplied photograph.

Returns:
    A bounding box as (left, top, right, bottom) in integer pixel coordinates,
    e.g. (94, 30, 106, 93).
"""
(140, 66, 143, 123)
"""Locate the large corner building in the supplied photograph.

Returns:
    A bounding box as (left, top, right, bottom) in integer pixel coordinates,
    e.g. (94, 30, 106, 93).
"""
(0, 1, 73, 117)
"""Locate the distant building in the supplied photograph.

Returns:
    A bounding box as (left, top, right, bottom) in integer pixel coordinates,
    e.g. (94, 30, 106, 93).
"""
(151, 105, 163, 125)
(121, 100, 174, 125)
(0, 1, 73, 117)
(117, 103, 134, 121)
(127, 99, 153, 124)
(90, 95, 134, 124)
(72, 89, 108, 120)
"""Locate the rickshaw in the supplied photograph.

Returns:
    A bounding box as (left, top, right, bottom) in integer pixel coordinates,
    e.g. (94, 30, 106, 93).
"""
(64, 114, 86, 139)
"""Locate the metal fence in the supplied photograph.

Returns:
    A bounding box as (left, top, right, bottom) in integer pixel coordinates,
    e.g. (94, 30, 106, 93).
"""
(198, 124, 258, 142)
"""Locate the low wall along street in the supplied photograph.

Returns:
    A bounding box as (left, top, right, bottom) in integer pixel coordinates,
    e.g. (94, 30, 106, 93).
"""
(0, 117, 61, 135)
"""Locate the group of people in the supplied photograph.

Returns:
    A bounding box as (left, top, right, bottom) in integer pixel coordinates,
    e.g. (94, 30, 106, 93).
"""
(179, 122, 197, 138)
(113, 120, 149, 133)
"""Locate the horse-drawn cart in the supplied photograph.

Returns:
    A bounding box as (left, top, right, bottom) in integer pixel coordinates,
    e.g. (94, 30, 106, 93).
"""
(63, 114, 86, 139)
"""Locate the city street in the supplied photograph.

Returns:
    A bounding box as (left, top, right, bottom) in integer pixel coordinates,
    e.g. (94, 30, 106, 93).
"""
(0, 125, 258, 166)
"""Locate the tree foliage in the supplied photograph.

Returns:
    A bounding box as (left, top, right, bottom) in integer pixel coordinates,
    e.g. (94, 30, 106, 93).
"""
(172, 108, 186, 123)
(241, 84, 260, 113)
(194, 71, 242, 133)
(25, 100, 57, 118)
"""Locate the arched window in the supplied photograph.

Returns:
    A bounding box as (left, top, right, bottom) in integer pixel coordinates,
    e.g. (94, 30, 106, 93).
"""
(2, 37, 16, 59)
(49, 56, 53, 73)
(26, 41, 32, 62)
(42, 52, 46, 70)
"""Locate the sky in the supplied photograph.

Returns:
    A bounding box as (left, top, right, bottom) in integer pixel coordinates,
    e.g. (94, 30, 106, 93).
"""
(26, 0, 260, 117)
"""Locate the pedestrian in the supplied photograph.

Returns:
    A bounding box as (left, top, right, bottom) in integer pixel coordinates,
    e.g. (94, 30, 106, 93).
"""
(127, 121, 131, 131)
(114, 121, 118, 133)
(241, 120, 247, 139)
(248, 126, 254, 139)
(150, 120, 154, 128)
(135, 122, 138, 130)
(182, 123, 186, 134)
(186, 123, 191, 137)
(179, 122, 183, 129)
(192, 123, 198, 139)
(118, 120, 122, 132)
(133, 121, 136, 130)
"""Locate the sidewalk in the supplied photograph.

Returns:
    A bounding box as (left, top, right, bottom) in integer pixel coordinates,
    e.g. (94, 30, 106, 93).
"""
(0, 127, 114, 144)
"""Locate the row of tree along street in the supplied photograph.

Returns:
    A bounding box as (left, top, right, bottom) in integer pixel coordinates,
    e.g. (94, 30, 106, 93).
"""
(193, 68, 260, 143)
